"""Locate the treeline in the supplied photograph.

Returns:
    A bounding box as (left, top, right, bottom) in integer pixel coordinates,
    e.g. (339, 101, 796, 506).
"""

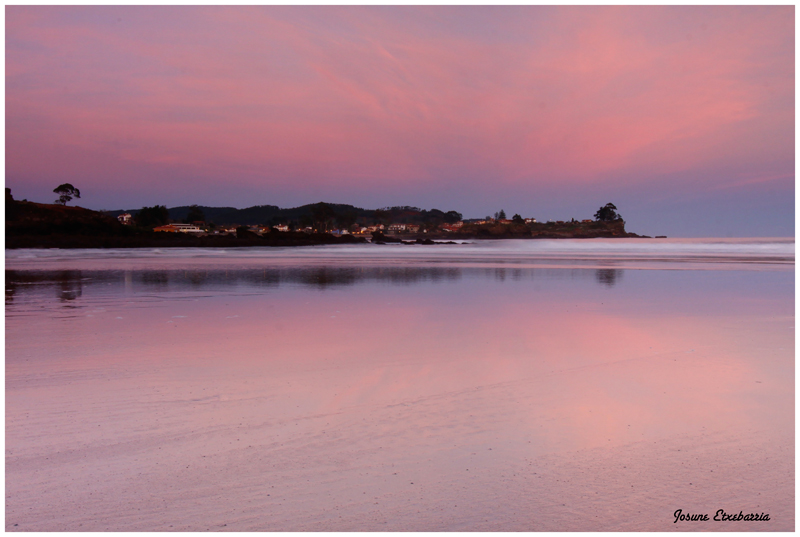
(109, 202, 463, 230)
(4, 192, 371, 249)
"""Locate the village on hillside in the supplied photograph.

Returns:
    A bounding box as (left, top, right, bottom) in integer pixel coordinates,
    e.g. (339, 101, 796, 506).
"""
(121, 217, 543, 237)
(6, 188, 648, 249)
(113, 203, 617, 238)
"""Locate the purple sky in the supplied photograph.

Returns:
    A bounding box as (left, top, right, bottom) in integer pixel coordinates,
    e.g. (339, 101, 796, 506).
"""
(6, 6, 794, 236)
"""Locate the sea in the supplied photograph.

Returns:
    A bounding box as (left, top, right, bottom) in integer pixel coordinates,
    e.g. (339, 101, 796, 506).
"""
(5, 238, 794, 531)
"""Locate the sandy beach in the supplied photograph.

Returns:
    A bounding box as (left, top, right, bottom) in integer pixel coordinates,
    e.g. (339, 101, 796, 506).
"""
(7, 5, 794, 530)
(5, 242, 794, 531)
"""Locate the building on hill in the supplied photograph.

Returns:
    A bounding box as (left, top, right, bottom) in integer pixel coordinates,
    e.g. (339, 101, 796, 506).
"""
(117, 213, 132, 225)
(153, 224, 203, 233)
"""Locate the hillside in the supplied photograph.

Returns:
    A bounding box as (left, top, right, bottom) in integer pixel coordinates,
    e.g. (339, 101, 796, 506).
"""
(9, 190, 647, 248)
(7, 198, 132, 237)
(106, 203, 462, 227)
(5, 195, 367, 249)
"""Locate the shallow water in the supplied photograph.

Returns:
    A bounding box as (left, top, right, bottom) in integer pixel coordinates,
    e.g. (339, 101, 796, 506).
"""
(5, 239, 794, 531)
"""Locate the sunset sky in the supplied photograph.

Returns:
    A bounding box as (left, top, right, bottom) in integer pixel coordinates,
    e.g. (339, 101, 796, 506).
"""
(6, 6, 794, 237)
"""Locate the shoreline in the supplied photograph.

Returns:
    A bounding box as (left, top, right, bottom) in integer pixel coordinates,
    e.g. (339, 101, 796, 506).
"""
(6, 199, 649, 249)
(5, 232, 652, 250)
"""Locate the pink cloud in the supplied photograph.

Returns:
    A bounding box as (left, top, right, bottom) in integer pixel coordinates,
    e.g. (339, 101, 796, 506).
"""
(5, 6, 793, 211)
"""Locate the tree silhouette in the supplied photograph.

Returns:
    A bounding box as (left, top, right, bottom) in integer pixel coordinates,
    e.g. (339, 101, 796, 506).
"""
(444, 210, 462, 224)
(594, 203, 621, 222)
(336, 209, 358, 230)
(53, 184, 80, 205)
(311, 202, 335, 232)
(185, 205, 205, 223)
(134, 205, 169, 228)
(372, 209, 389, 226)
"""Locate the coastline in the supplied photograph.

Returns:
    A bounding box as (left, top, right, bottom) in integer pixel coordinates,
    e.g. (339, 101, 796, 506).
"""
(6, 199, 647, 249)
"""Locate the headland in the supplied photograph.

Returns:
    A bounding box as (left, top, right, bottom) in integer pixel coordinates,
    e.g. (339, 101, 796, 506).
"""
(6, 194, 651, 249)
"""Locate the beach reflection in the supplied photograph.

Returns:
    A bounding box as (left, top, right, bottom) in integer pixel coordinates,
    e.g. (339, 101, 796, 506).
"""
(594, 268, 622, 286)
(5, 266, 633, 302)
(6, 265, 792, 449)
(5, 262, 793, 530)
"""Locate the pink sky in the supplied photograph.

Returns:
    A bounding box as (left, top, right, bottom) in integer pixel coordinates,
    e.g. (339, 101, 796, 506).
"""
(5, 6, 794, 236)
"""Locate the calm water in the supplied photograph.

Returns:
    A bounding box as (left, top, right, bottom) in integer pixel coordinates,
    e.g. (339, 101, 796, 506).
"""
(5, 239, 794, 531)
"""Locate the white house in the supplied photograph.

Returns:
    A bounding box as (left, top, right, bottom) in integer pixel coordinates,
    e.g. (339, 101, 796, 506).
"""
(153, 223, 203, 233)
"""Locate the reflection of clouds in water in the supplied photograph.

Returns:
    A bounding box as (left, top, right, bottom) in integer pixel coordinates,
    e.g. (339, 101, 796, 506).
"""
(5, 251, 793, 532)
(595, 269, 623, 287)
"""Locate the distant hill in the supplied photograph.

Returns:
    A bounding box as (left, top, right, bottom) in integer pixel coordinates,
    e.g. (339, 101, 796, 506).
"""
(165, 205, 244, 222)
(8, 190, 646, 248)
(105, 203, 463, 227)
(5, 195, 368, 249)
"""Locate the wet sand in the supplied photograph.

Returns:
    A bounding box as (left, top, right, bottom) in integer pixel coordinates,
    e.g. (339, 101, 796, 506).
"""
(5, 244, 794, 531)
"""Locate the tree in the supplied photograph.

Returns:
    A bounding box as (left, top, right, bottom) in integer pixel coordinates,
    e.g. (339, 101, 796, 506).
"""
(134, 205, 170, 228)
(310, 202, 335, 232)
(594, 203, 622, 222)
(444, 210, 462, 224)
(512, 214, 524, 224)
(236, 225, 254, 238)
(6, 188, 18, 220)
(498, 209, 507, 220)
(185, 205, 205, 223)
(336, 209, 358, 230)
(53, 183, 80, 205)
(372, 209, 388, 226)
